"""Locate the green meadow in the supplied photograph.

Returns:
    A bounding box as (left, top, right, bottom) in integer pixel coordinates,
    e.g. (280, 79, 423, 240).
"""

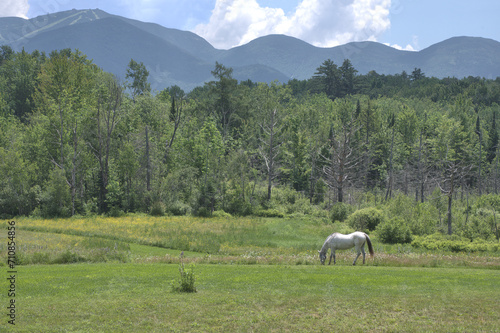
(1, 216, 500, 332)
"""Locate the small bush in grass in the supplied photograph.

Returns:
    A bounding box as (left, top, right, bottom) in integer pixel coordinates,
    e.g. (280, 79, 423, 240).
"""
(411, 233, 500, 252)
(150, 201, 165, 216)
(53, 251, 85, 264)
(377, 217, 413, 244)
(330, 202, 353, 223)
(32, 252, 51, 264)
(212, 210, 232, 218)
(196, 206, 212, 217)
(167, 201, 191, 216)
(171, 252, 197, 293)
(107, 206, 125, 217)
(255, 209, 284, 218)
(346, 207, 384, 231)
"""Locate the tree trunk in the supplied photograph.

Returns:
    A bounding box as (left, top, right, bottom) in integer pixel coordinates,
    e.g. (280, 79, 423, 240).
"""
(70, 123, 78, 216)
(337, 184, 343, 203)
(385, 126, 395, 201)
(447, 174, 455, 235)
(447, 193, 453, 235)
(495, 147, 499, 194)
(309, 155, 316, 204)
(145, 125, 151, 192)
(478, 131, 482, 195)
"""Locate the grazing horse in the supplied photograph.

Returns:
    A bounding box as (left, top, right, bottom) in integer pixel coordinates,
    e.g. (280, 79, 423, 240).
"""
(318, 232, 374, 265)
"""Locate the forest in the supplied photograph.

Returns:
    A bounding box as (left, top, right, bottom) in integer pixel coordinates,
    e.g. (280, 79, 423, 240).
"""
(1, 46, 500, 243)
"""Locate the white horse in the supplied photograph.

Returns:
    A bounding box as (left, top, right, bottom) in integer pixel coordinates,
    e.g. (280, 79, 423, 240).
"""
(318, 232, 374, 265)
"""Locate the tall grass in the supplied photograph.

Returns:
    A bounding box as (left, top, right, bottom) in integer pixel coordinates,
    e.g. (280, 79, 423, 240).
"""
(1, 216, 499, 268)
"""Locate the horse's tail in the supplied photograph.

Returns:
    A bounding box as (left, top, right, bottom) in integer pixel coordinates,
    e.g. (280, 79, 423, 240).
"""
(364, 233, 374, 258)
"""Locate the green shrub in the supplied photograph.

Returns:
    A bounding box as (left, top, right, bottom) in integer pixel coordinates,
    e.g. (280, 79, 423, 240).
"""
(376, 217, 413, 244)
(272, 186, 299, 205)
(330, 202, 353, 223)
(458, 215, 496, 241)
(408, 202, 439, 236)
(53, 251, 85, 264)
(107, 206, 125, 217)
(255, 209, 285, 218)
(31, 252, 51, 264)
(171, 254, 196, 293)
(225, 196, 253, 216)
(212, 210, 232, 218)
(196, 206, 212, 217)
(150, 201, 165, 216)
(473, 194, 500, 212)
(167, 201, 191, 216)
(411, 233, 500, 252)
(40, 168, 71, 218)
(346, 207, 384, 231)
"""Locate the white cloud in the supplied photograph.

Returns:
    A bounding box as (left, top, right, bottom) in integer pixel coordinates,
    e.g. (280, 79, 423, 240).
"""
(0, 0, 29, 19)
(384, 43, 416, 51)
(194, 0, 392, 49)
(384, 35, 419, 51)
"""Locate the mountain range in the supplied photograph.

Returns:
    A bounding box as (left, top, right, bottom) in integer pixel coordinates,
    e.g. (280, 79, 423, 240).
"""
(2, 8, 500, 92)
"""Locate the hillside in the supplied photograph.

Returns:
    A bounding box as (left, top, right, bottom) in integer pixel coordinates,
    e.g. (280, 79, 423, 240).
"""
(1, 9, 500, 91)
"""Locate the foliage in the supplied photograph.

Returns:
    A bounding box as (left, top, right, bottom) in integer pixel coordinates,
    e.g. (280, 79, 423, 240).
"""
(412, 233, 500, 252)
(1, 47, 500, 243)
(376, 217, 413, 244)
(212, 210, 232, 218)
(39, 168, 71, 218)
(255, 209, 285, 218)
(382, 194, 439, 236)
(126, 59, 151, 98)
(346, 207, 384, 231)
(171, 253, 197, 293)
(330, 202, 353, 223)
(149, 201, 165, 216)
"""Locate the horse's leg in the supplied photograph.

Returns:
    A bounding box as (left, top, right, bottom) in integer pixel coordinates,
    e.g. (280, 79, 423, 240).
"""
(352, 252, 360, 265)
(361, 245, 366, 264)
(333, 251, 336, 264)
(328, 249, 336, 265)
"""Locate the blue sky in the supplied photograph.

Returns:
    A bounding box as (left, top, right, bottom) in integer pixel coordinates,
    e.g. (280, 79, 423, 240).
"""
(2, 0, 499, 51)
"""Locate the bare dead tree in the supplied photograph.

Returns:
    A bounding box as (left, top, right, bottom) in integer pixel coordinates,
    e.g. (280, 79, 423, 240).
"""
(322, 119, 361, 203)
(437, 159, 473, 235)
(259, 107, 285, 201)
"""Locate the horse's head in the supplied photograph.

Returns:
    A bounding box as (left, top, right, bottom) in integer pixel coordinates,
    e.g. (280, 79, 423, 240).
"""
(318, 250, 326, 265)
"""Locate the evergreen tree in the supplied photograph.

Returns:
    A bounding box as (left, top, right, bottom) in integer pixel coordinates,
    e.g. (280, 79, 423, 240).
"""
(487, 110, 499, 163)
(339, 59, 358, 96)
(313, 59, 340, 100)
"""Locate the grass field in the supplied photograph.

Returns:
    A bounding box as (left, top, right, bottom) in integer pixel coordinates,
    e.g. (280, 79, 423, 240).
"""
(3, 263, 500, 332)
(1, 216, 500, 332)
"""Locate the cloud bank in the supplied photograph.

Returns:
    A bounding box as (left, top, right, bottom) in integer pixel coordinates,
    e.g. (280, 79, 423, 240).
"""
(0, 0, 29, 19)
(194, 0, 392, 49)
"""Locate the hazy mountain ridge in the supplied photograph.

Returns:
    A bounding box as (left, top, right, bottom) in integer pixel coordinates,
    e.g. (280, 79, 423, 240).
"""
(1, 9, 499, 91)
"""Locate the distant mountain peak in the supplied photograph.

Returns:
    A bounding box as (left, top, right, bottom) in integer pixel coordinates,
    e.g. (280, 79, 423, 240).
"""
(1, 9, 499, 90)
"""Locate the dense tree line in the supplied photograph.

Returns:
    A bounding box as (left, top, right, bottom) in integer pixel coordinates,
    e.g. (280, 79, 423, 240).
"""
(1, 46, 500, 240)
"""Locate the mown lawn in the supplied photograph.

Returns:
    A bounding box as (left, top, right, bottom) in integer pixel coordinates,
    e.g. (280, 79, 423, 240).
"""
(3, 263, 499, 332)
